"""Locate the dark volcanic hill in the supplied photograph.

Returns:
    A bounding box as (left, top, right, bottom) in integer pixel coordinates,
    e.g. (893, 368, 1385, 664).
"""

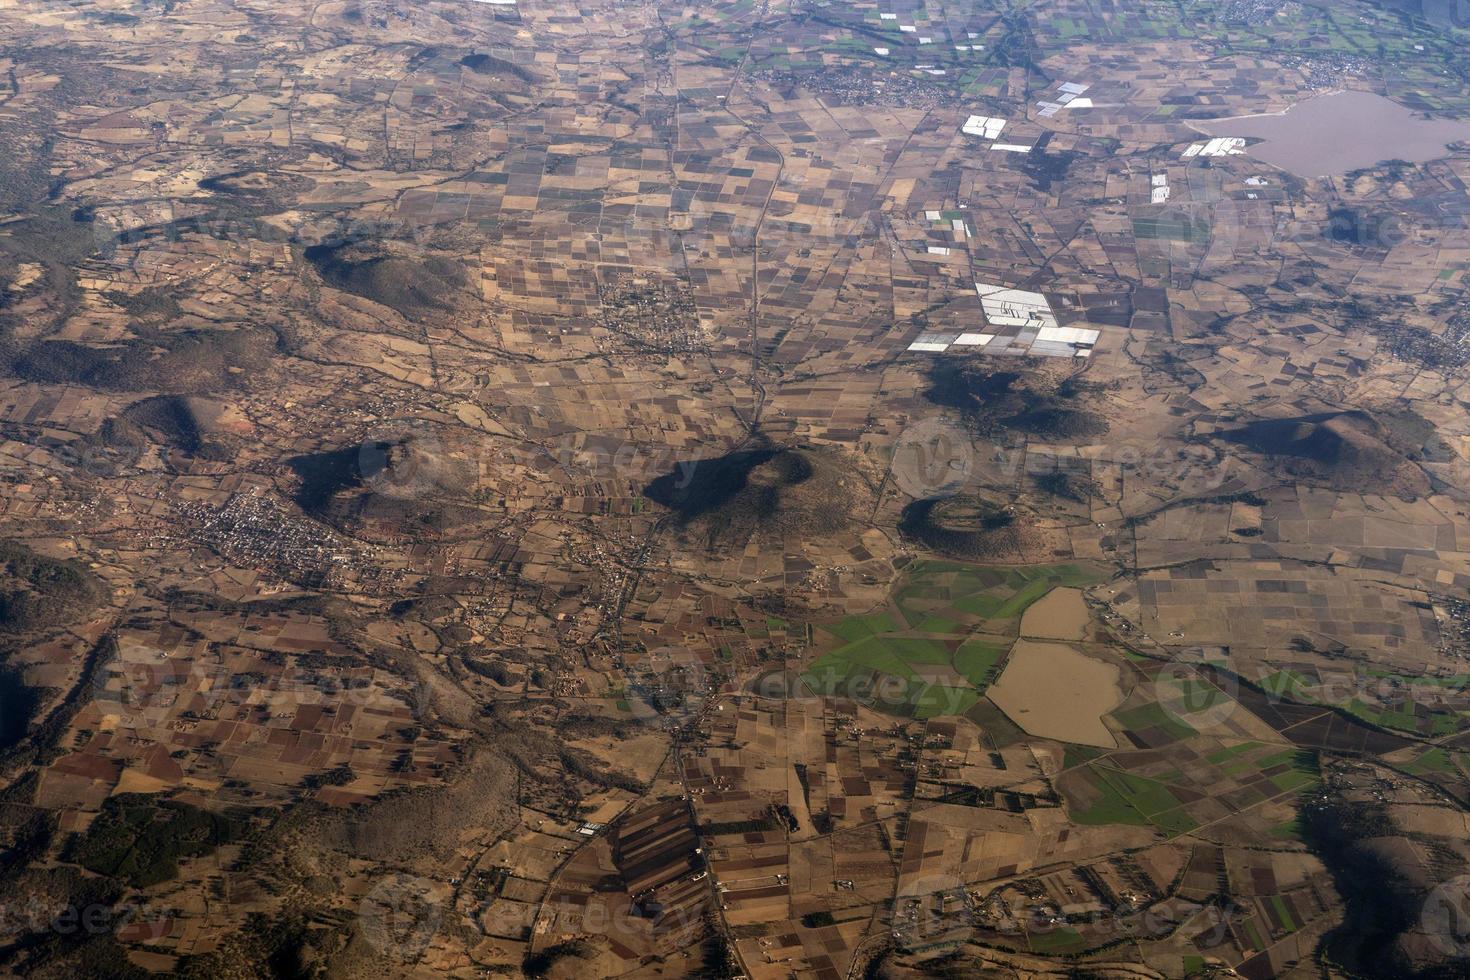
(121, 395, 231, 459)
(0, 541, 103, 635)
(898, 495, 1040, 561)
(288, 430, 483, 539)
(644, 445, 862, 550)
(924, 362, 1108, 441)
(6, 328, 275, 394)
(304, 242, 468, 319)
(1222, 411, 1429, 495)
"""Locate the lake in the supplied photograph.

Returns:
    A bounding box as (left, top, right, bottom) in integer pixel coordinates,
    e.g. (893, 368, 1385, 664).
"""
(1194, 90, 1470, 177)
(1020, 587, 1089, 641)
(987, 640, 1124, 748)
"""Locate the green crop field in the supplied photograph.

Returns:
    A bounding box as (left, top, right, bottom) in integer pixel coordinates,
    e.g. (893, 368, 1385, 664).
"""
(1110, 701, 1197, 743)
(803, 562, 1102, 720)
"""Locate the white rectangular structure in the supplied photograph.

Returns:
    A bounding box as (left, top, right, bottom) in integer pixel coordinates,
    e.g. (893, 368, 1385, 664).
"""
(1038, 82, 1091, 116)
(1151, 173, 1170, 204)
(900, 286, 1101, 360)
(962, 115, 1006, 139)
(1188, 137, 1247, 158)
(1036, 325, 1099, 346)
(976, 283, 1058, 329)
(907, 332, 958, 352)
(991, 143, 1033, 153)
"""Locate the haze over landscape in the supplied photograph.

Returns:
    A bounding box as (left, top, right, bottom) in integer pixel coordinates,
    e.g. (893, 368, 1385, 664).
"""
(3, 0, 1470, 978)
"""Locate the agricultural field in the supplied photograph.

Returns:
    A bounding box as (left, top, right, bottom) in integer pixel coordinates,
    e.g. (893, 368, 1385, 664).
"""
(1, 0, 1469, 977)
(801, 562, 1103, 718)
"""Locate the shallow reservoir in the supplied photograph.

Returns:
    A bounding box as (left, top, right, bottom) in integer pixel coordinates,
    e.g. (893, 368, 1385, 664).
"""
(987, 640, 1124, 748)
(1195, 90, 1470, 177)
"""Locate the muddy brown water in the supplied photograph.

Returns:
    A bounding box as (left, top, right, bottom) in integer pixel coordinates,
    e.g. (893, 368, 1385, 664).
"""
(1194, 90, 1470, 177)
(1020, 587, 1089, 641)
(987, 640, 1124, 748)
